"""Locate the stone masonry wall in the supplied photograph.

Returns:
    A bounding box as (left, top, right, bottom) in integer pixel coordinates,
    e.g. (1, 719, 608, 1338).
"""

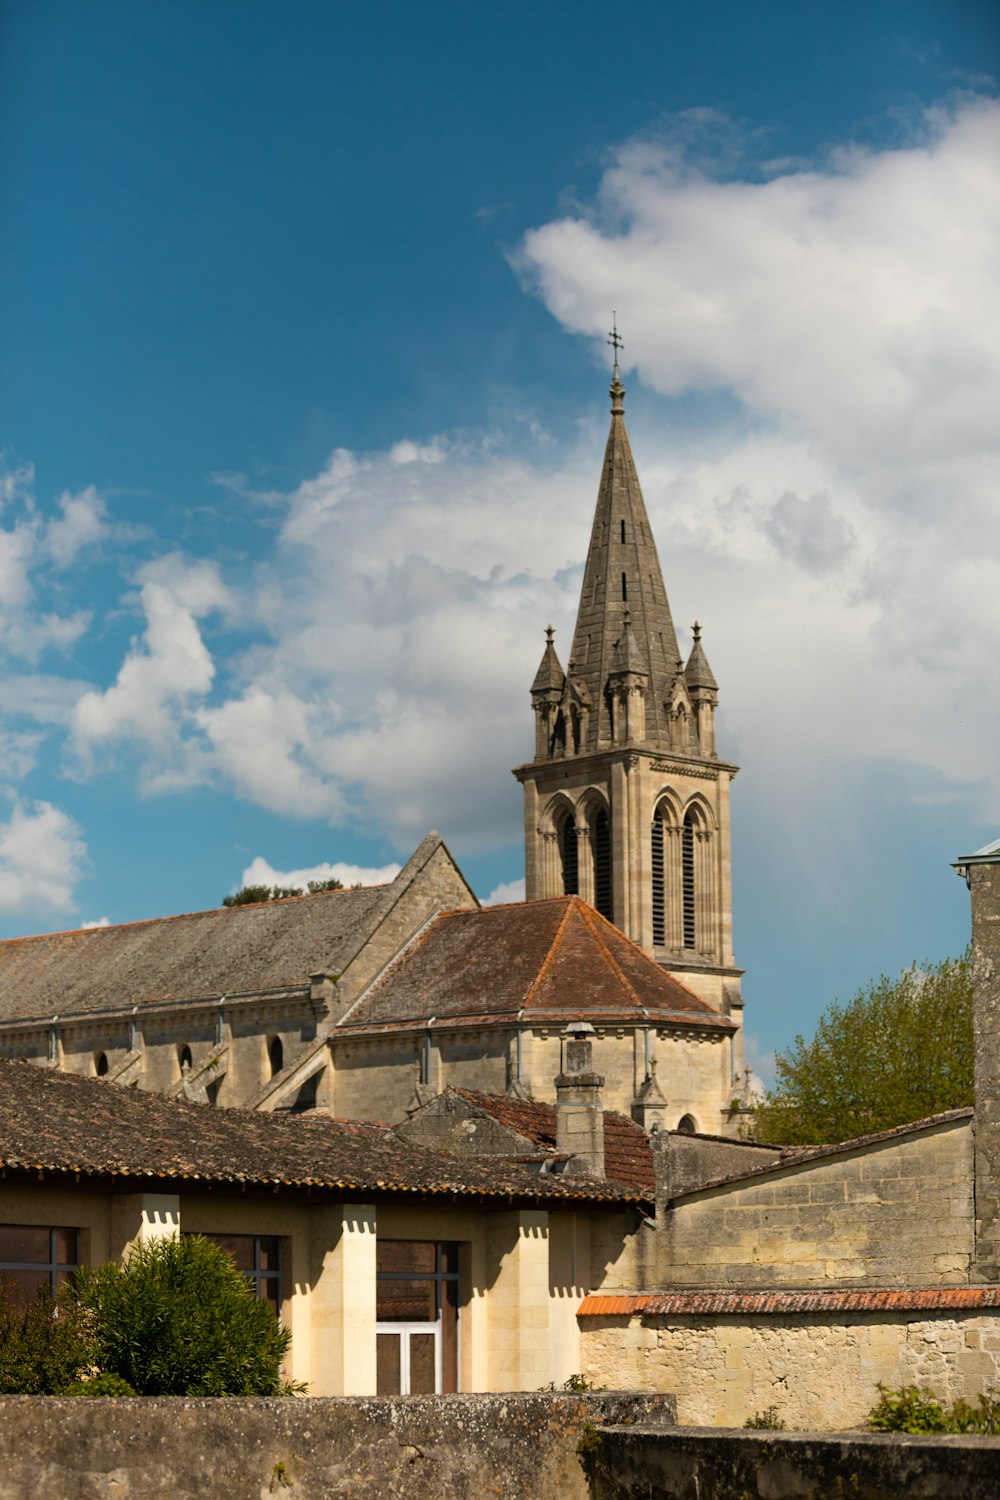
(581, 1309, 1000, 1429)
(661, 1115, 973, 1287)
(0, 1392, 674, 1500)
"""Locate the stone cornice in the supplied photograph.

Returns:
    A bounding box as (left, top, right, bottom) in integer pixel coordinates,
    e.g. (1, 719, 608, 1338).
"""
(513, 746, 739, 784)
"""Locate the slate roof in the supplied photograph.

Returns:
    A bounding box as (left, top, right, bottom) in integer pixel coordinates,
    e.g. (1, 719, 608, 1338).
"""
(0, 833, 462, 1024)
(0, 1058, 651, 1208)
(341, 896, 733, 1032)
(449, 1088, 655, 1194)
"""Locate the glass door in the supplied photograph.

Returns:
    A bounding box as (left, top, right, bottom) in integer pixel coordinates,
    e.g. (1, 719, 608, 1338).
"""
(375, 1240, 459, 1394)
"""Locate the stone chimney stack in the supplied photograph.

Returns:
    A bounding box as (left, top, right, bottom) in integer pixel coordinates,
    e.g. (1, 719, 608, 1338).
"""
(954, 837, 1000, 1282)
(555, 1021, 605, 1178)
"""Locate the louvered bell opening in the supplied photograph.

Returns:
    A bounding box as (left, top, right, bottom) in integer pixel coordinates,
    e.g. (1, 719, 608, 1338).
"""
(682, 816, 696, 949)
(651, 814, 665, 946)
(593, 809, 612, 922)
(560, 816, 578, 896)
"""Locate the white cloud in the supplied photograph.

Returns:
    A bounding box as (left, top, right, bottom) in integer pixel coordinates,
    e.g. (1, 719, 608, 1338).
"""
(238, 855, 402, 890)
(80, 915, 110, 929)
(45, 487, 108, 569)
(71, 554, 231, 788)
(514, 94, 1000, 823)
(483, 877, 526, 906)
(0, 800, 87, 913)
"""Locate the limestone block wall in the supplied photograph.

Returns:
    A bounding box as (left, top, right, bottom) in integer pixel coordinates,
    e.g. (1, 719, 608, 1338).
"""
(580, 1306, 1000, 1430)
(661, 1116, 974, 1288)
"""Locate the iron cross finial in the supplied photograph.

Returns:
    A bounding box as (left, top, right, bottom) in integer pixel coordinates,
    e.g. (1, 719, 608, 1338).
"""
(607, 312, 624, 365)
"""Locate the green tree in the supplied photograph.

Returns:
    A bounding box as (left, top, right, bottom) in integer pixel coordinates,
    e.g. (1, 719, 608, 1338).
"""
(223, 877, 343, 907)
(752, 952, 972, 1146)
(73, 1234, 293, 1396)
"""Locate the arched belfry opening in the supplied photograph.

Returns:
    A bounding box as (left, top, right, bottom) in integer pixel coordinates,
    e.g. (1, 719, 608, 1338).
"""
(557, 811, 578, 896)
(592, 807, 612, 921)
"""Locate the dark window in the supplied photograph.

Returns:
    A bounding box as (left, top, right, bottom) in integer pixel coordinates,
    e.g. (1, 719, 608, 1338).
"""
(651, 812, 665, 945)
(620, 519, 626, 543)
(560, 815, 578, 896)
(376, 1241, 459, 1395)
(201, 1234, 281, 1318)
(592, 809, 612, 922)
(95, 1051, 109, 1076)
(268, 1036, 284, 1077)
(682, 814, 696, 949)
(0, 1226, 78, 1304)
(677, 1114, 698, 1135)
(179, 1044, 193, 1072)
(621, 572, 628, 602)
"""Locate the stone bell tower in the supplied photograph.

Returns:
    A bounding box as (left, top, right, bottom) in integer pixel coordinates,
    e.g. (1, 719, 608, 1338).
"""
(513, 344, 743, 1018)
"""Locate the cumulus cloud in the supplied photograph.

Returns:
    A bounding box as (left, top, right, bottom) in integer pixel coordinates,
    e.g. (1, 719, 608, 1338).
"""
(71, 554, 231, 789)
(0, 800, 87, 914)
(514, 94, 1000, 825)
(238, 855, 402, 890)
(45, 487, 108, 569)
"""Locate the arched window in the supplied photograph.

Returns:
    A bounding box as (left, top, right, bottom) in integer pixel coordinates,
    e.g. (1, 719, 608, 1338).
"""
(592, 808, 612, 921)
(558, 813, 578, 896)
(268, 1035, 284, 1078)
(178, 1044, 193, 1072)
(676, 1114, 698, 1135)
(95, 1051, 109, 1077)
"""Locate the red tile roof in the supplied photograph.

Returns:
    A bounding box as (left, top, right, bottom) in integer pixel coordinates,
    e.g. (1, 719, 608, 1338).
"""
(342, 897, 732, 1032)
(579, 1288, 1000, 1317)
(451, 1088, 655, 1194)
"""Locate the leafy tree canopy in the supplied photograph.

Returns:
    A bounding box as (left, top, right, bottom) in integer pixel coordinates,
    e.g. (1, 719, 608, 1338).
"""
(223, 876, 344, 907)
(751, 952, 972, 1146)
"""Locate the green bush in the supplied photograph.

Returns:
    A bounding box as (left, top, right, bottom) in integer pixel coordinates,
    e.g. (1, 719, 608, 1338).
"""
(743, 1405, 785, 1430)
(0, 1281, 97, 1395)
(73, 1234, 293, 1396)
(867, 1383, 1000, 1435)
(62, 1371, 137, 1397)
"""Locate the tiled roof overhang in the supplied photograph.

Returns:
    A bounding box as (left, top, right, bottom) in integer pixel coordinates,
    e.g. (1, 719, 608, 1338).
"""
(579, 1288, 1000, 1317)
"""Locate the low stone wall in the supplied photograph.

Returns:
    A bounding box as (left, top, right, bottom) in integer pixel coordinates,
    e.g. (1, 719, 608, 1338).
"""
(590, 1427, 1000, 1500)
(580, 1302, 1000, 1428)
(0, 1391, 675, 1500)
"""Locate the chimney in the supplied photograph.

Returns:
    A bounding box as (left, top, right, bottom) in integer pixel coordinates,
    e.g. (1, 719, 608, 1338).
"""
(555, 1021, 605, 1178)
(954, 837, 1000, 1282)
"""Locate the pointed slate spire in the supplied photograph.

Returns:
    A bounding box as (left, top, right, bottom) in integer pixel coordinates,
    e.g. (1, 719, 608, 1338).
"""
(684, 621, 718, 693)
(531, 625, 566, 696)
(567, 354, 681, 750)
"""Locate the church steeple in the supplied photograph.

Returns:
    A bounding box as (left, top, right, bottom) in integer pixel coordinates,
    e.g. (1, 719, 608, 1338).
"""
(514, 331, 742, 1043)
(567, 355, 681, 752)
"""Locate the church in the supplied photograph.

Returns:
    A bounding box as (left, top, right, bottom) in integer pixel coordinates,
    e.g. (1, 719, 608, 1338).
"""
(0, 358, 747, 1137)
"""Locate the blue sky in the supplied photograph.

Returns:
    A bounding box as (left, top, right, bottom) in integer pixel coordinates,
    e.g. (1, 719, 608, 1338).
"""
(1, 1, 998, 1079)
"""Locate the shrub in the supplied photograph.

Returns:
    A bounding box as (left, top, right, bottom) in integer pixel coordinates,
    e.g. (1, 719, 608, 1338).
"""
(744, 1406, 785, 1430)
(0, 1281, 97, 1395)
(867, 1383, 1000, 1435)
(62, 1371, 137, 1397)
(73, 1234, 292, 1396)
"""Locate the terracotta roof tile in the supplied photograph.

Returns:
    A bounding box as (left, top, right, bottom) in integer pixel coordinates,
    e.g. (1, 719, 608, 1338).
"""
(0, 1059, 651, 1208)
(451, 1088, 655, 1194)
(579, 1288, 1000, 1317)
(342, 897, 732, 1032)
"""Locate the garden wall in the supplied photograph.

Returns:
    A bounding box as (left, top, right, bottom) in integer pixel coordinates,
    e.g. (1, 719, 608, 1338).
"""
(0, 1391, 674, 1500)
